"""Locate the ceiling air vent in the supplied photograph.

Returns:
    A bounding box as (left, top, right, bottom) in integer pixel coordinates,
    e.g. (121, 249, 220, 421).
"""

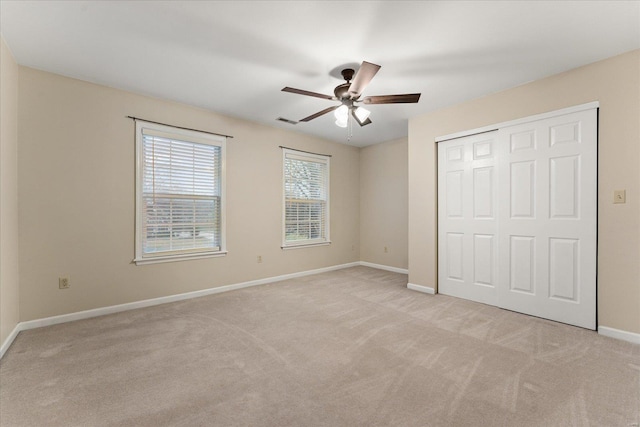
(276, 117, 298, 125)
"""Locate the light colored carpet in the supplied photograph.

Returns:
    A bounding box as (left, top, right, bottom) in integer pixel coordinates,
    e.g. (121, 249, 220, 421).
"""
(1, 266, 639, 426)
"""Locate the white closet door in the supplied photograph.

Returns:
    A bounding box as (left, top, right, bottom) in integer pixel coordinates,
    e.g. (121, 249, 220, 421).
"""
(438, 131, 499, 306)
(497, 109, 597, 329)
(437, 107, 597, 329)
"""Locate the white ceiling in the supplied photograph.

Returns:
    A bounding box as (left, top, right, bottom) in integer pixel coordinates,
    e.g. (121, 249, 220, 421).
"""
(2, 1, 639, 147)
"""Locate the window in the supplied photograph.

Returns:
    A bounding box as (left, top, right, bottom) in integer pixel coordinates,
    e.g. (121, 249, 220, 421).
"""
(134, 120, 226, 264)
(282, 149, 330, 248)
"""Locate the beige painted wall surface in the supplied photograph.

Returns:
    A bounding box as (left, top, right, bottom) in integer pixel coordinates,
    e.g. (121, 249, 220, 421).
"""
(408, 49, 640, 334)
(360, 138, 408, 269)
(0, 37, 20, 344)
(18, 67, 360, 321)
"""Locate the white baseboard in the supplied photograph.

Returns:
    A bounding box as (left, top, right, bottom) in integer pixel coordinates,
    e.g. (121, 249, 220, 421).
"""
(0, 262, 361, 359)
(598, 326, 640, 345)
(359, 261, 408, 274)
(8, 261, 635, 359)
(18, 262, 361, 332)
(407, 282, 435, 295)
(0, 323, 22, 359)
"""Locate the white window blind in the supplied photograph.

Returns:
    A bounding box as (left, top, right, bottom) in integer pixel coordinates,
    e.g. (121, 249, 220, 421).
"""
(135, 121, 226, 264)
(282, 149, 330, 247)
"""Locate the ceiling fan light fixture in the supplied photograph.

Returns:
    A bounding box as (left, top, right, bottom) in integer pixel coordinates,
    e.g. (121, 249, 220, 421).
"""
(354, 106, 370, 122)
(334, 105, 349, 121)
(334, 104, 349, 128)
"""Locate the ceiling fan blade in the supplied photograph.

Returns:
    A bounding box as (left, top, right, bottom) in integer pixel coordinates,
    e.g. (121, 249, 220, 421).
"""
(300, 105, 340, 122)
(361, 93, 421, 104)
(348, 61, 381, 98)
(351, 109, 372, 127)
(282, 87, 335, 100)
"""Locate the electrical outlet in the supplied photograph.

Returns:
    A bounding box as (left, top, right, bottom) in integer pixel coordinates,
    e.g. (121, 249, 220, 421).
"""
(59, 277, 70, 289)
(613, 190, 626, 204)
(257, 255, 262, 263)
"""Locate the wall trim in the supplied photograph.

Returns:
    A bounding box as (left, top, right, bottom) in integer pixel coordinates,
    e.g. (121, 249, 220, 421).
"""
(407, 282, 436, 295)
(435, 101, 600, 142)
(0, 261, 358, 359)
(359, 261, 408, 274)
(0, 323, 22, 359)
(598, 326, 640, 345)
(6, 262, 636, 359)
(18, 262, 361, 332)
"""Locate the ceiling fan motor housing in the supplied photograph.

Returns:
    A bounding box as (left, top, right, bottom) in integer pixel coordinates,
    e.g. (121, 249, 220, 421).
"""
(334, 83, 353, 102)
(333, 68, 358, 102)
(334, 68, 356, 101)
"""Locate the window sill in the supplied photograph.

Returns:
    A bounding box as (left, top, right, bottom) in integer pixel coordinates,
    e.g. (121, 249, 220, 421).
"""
(134, 251, 228, 265)
(281, 241, 331, 250)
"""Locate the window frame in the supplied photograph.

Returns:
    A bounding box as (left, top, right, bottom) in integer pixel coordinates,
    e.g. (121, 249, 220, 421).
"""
(134, 120, 227, 265)
(281, 148, 331, 249)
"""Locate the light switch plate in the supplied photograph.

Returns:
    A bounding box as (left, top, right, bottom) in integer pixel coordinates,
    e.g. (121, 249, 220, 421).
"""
(613, 190, 626, 204)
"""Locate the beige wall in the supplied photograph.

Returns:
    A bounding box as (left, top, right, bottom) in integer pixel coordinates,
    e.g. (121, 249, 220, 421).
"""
(18, 67, 360, 321)
(408, 49, 640, 334)
(1, 37, 20, 344)
(360, 138, 408, 269)
(15, 49, 637, 335)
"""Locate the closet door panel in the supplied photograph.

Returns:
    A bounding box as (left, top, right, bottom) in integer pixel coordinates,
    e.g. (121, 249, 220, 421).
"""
(438, 132, 499, 305)
(497, 109, 597, 329)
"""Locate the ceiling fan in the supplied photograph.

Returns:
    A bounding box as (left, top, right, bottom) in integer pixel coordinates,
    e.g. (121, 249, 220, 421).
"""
(280, 61, 421, 128)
